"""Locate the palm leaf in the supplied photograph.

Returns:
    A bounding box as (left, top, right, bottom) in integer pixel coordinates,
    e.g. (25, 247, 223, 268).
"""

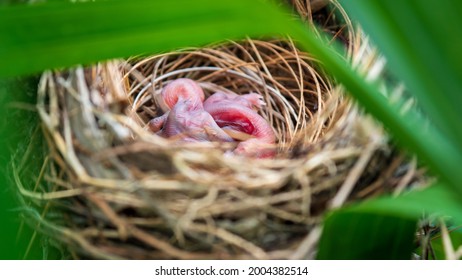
(339, 0, 462, 148)
(0, 0, 292, 76)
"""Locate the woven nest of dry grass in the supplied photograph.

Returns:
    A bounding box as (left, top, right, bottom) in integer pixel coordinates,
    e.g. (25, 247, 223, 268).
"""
(15, 1, 426, 259)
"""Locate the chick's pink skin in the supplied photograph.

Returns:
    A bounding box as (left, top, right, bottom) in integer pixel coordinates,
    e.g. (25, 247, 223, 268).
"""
(204, 91, 266, 112)
(204, 100, 276, 158)
(161, 78, 205, 109)
(149, 79, 233, 143)
(159, 97, 233, 142)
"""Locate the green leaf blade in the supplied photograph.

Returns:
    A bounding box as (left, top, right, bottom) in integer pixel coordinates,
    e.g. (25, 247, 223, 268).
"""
(339, 0, 462, 150)
(0, 0, 293, 77)
(317, 211, 417, 259)
(288, 22, 462, 197)
(318, 182, 462, 259)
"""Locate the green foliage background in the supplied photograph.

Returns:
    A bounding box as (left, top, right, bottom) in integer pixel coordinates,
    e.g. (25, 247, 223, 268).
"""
(0, 77, 41, 259)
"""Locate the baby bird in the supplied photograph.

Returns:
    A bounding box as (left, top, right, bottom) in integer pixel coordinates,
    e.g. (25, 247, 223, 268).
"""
(204, 92, 276, 158)
(149, 79, 233, 143)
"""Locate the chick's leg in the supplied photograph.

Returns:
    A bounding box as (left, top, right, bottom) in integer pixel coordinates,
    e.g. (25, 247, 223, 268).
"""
(148, 112, 168, 132)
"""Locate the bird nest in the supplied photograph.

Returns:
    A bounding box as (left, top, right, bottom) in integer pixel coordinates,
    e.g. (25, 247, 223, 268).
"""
(15, 1, 424, 259)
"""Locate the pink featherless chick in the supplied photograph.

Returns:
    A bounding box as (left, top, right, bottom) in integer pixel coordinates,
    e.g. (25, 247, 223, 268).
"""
(204, 91, 276, 158)
(148, 78, 233, 143)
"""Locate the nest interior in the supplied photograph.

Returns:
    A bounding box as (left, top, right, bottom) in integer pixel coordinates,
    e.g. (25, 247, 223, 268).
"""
(15, 1, 426, 260)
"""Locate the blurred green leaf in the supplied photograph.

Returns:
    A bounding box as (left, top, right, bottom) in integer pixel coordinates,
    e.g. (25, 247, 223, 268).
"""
(316, 0, 462, 260)
(0, 76, 48, 259)
(317, 211, 417, 259)
(338, 0, 462, 157)
(289, 25, 462, 198)
(0, 0, 293, 77)
(318, 183, 462, 259)
(350, 183, 462, 225)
